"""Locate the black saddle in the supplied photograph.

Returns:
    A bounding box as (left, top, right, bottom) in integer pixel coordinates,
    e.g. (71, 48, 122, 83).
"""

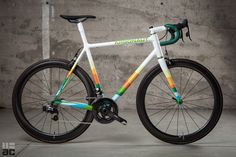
(60, 15, 96, 23)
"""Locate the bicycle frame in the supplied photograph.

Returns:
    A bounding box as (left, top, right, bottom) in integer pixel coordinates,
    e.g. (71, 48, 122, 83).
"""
(53, 22, 182, 110)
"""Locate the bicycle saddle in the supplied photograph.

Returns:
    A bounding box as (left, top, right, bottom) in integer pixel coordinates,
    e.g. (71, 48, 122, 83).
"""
(60, 15, 96, 23)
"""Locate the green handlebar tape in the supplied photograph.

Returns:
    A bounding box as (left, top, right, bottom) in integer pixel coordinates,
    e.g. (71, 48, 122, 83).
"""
(160, 24, 181, 46)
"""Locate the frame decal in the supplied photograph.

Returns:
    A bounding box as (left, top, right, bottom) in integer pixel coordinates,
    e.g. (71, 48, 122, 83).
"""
(115, 38, 148, 45)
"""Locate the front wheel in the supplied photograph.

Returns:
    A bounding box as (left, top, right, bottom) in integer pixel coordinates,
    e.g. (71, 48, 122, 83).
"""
(136, 59, 223, 144)
(12, 59, 95, 143)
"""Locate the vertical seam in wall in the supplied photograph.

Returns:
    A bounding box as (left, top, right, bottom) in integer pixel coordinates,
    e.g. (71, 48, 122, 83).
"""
(42, 0, 50, 59)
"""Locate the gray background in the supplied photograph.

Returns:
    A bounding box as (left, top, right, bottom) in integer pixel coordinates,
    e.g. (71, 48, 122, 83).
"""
(0, 0, 235, 109)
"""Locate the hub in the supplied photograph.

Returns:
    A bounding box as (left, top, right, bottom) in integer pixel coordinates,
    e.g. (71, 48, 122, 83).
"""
(172, 97, 183, 105)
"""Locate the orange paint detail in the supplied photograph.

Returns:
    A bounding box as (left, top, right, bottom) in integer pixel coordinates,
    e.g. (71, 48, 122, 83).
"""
(167, 77, 175, 88)
(92, 68, 100, 84)
(123, 72, 139, 89)
(66, 69, 73, 78)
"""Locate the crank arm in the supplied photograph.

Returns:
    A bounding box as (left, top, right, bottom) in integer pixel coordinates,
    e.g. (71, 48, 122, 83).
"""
(107, 111, 127, 125)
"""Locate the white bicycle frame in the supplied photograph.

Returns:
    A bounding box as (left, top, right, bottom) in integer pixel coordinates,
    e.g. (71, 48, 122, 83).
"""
(54, 22, 182, 110)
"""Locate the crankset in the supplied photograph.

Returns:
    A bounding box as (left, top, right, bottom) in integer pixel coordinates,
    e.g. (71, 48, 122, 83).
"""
(92, 98, 127, 125)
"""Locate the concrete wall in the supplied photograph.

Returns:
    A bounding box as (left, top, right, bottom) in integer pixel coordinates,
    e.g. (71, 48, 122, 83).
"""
(0, 0, 236, 109)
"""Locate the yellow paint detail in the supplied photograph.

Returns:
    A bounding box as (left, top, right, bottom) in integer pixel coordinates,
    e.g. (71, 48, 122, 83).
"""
(123, 72, 139, 88)
(163, 69, 171, 78)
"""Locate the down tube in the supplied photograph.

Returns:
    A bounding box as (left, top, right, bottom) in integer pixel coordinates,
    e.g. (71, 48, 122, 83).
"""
(112, 50, 156, 101)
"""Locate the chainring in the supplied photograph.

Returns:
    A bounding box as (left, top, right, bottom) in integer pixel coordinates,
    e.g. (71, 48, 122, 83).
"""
(92, 98, 118, 124)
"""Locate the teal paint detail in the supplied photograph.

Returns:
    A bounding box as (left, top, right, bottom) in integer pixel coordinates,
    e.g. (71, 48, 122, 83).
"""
(53, 99, 92, 110)
(95, 84, 101, 88)
(55, 77, 70, 98)
(115, 38, 148, 45)
(112, 94, 120, 101)
(171, 87, 177, 93)
(160, 24, 181, 46)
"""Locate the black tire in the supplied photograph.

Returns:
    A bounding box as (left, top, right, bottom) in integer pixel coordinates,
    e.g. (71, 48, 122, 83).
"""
(136, 59, 223, 144)
(12, 59, 96, 143)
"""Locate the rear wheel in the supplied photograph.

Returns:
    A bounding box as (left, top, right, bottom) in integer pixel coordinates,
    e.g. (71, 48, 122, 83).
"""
(12, 59, 95, 143)
(136, 59, 223, 144)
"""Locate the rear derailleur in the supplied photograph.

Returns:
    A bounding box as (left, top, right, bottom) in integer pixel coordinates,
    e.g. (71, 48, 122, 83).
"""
(42, 105, 59, 121)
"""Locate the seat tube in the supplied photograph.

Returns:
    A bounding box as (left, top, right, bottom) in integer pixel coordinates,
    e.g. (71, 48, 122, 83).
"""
(77, 23, 102, 94)
(86, 48, 102, 93)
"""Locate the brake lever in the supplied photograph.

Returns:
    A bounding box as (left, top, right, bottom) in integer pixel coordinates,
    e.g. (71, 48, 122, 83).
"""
(186, 25, 192, 41)
(180, 29, 184, 42)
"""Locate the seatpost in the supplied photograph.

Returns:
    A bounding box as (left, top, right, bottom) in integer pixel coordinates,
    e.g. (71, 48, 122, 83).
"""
(77, 22, 88, 45)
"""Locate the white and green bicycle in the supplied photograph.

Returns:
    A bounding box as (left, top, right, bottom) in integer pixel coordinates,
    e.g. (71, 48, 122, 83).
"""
(12, 15, 223, 144)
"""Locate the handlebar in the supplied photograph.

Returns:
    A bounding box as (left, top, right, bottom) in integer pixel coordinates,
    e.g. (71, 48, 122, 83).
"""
(160, 19, 192, 46)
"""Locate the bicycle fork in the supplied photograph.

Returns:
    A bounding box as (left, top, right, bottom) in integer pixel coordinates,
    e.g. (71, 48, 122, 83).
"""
(158, 58, 183, 104)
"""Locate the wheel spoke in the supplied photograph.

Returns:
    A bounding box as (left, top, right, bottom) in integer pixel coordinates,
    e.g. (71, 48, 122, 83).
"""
(146, 93, 173, 100)
(34, 73, 51, 94)
(181, 106, 189, 134)
(61, 108, 82, 122)
(177, 105, 179, 135)
(60, 110, 68, 133)
(165, 106, 177, 132)
(28, 111, 44, 120)
(35, 113, 47, 127)
(23, 95, 48, 101)
(179, 67, 182, 94)
(42, 71, 52, 94)
(24, 87, 48, 101)
(183, 102, 212, 110)
(148, 104, 176, 117)
(58, 68, 61, 89)
(28, 79, 50, 95)
(58, 114, 60, 134)
(151, 83, 174, 98)
(184, 105, 208, 121)
(49, 114, 52, 134)
(181, 70, 193, 97)
(41, 112, 48, 131)
(155, 108, 172, 126)
(184, 96, 213, 102)
(182, 76, 203, 99)
(183, 105, 200, 129)
(61, 81, 82, 95)
(147, 101, 175, 106)
(185, 86, 210, 99)
(66, 89, 86, 99)
(59, 109, 75, 128)
(24, 102, 48, 113)
(22, 100, 48, 105)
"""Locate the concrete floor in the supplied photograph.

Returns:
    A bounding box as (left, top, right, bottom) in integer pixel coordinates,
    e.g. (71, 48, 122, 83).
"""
(0, 108, 236, 157)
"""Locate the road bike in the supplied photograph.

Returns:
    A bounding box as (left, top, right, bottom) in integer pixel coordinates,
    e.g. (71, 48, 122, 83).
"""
(12, 15, 223, 144)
